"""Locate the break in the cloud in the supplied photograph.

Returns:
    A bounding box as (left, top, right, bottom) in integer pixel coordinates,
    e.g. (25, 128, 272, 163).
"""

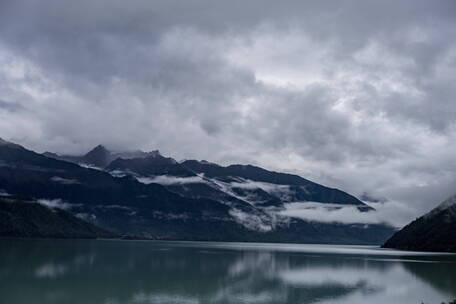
(1, 0, 456, 226)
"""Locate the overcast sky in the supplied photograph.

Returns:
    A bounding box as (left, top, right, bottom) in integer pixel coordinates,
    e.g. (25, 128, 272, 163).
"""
(1, 0, 455, 225)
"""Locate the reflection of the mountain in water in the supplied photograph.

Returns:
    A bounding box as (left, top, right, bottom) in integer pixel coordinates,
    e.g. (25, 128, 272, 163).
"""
(402, 259, 456, 298)
(0, 239, 454, 304)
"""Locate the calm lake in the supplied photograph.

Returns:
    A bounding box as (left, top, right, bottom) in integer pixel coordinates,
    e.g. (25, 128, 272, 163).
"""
(0, 239, 455, 304)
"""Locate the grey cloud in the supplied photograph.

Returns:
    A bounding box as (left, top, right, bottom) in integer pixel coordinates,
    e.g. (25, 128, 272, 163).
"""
(0, 99, 23, 112)
(1, 0, 456, 226)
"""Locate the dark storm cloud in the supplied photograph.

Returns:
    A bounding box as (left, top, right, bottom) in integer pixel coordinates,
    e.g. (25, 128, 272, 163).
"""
(1, 0, 456, 225)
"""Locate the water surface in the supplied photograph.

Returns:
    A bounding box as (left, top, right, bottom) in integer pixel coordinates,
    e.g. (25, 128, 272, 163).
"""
(0, 239, 455, 304)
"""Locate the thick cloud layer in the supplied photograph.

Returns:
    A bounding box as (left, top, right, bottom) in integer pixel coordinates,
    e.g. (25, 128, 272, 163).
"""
(1, 0, 456, 226)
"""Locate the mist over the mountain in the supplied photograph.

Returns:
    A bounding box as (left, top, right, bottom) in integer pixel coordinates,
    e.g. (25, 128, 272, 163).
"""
(0, 139, 395, 243)
(1, 0, 456, 226)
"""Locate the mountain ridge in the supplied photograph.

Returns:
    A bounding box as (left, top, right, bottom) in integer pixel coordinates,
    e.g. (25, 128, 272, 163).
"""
(50, 144, 369, 207)
(383, 194, 456, 252)
(0, 140, 395, 244)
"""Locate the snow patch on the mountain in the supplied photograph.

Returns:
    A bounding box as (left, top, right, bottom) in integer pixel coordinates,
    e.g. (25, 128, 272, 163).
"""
(209, 178, 246, 200)
(79, 163, 103, 170)
(207, 177, 273, 206)
(208, 177, 294, 205)
(229, 208, 272, 232)
(136, 175, 205, 185)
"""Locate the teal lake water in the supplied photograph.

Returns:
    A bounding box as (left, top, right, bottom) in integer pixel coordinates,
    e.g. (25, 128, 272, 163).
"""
(0, 239, 455, 304)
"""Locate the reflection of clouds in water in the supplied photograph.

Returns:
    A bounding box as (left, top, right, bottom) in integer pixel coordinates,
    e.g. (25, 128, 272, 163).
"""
(35, 263, 67, 278)
(216, 252, 311, 303)
(205, 242, 448, 257)
(279, 266, 374, 287)
(321, 264, 452, 304)
(73, 253, 96, 267)
(211, 290, 284, 304)
(132, 293, 199, 304)
(227, 252, 276, 277)
(3, 240, 455, 304)
(34, 252, 97, 280)
(206, 252, 287, 303)
(218, 250, 453, 304)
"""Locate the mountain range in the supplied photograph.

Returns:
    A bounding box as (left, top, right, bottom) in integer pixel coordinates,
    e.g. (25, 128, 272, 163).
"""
(0, 138, 395, 244)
